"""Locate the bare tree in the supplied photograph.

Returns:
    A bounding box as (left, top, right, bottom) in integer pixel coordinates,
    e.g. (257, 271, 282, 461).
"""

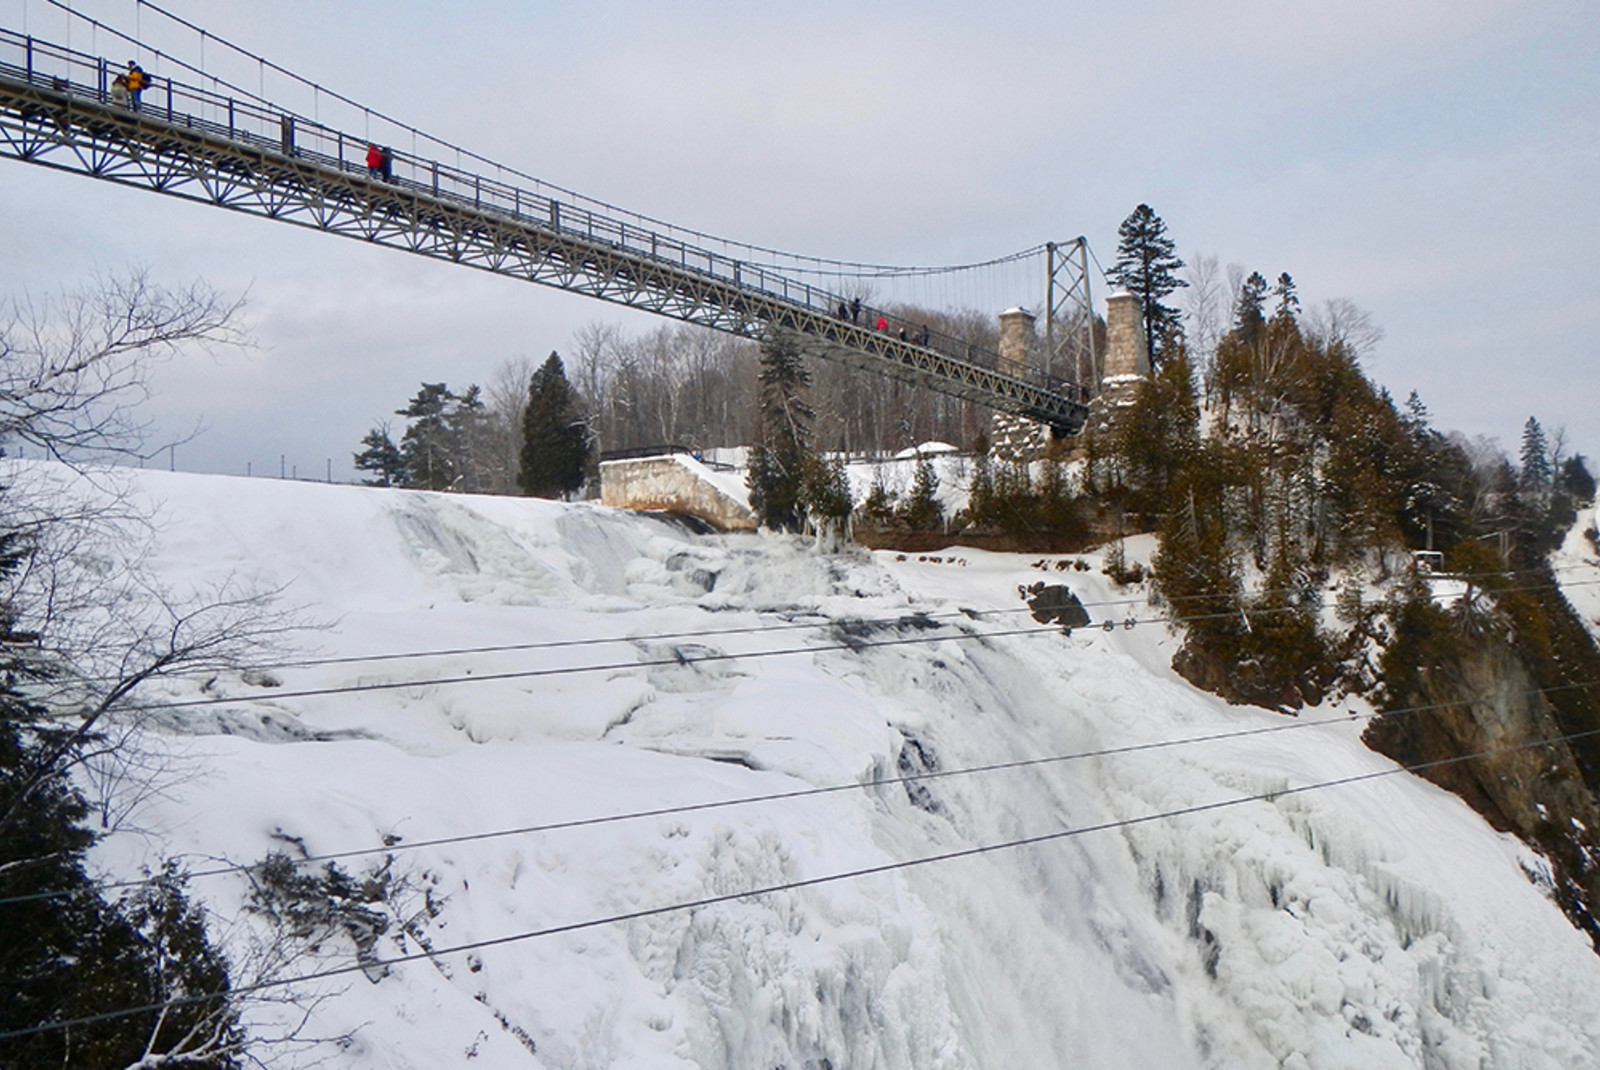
(0, 268, 248, 461)
(1303, 298, 1385, 360)
(0, 269, 335, 1068)
(1180, 253, 1226, 394)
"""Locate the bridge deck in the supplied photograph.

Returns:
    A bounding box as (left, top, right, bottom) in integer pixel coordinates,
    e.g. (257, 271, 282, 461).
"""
(0, 30, 1088, 433)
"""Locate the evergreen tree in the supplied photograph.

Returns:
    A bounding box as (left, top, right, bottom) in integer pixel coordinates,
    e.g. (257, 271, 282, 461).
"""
(396, 382, 460, 491)
(1113, 348, 1201, 521)
(1271, 272, 1300, 322)
(353, 424, 406, 487)
(800, 454, 853, 548)
(1558, 455, 1597, 507)
(897, 458, 943, 531)
(1544, 454, 1599, 552)
(859, 478, 898, 529)
(518, 353, 590, 499)
(1520, 416, 1552, 496)
(1233, 271, 1269, 343)
(747, 332, 814, 532)
(1108, 204, 1187, 368)
(1401, 390, 1430, 439)
(0, 525, 240, 1068)
(448, 385, 492, 494)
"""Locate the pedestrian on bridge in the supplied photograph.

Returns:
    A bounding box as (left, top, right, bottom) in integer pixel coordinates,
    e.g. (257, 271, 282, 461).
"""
(849, 297, 861, 324)
(125, 61, 148, 110)
(875, 313, 888, 332)
(366, 143, 385, 179)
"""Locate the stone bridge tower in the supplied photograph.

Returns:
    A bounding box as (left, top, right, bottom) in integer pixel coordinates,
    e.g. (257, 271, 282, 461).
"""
(990, 307, 1053, 461)
(1102, 290, 1151, 384)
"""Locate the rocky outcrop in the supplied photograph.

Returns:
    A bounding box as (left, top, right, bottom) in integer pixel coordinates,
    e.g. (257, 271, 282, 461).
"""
(1364, 606, 1600, 950)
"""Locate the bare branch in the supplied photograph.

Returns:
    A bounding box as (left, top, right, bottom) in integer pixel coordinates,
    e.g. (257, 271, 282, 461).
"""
(0, 268, 250, 462)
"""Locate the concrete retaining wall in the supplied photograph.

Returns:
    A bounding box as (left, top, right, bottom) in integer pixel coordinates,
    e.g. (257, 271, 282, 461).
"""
(599, 454, 757, 532)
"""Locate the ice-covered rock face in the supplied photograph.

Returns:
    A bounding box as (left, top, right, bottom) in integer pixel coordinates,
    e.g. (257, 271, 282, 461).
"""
(42, 464, 1600, 1069)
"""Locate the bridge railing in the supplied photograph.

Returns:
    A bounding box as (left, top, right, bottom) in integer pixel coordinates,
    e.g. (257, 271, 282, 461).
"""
(0, 27, 1088, 406)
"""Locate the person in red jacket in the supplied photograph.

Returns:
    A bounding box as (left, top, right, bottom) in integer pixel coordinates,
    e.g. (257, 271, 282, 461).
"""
(366, 143, 385, 179)
(875, 314, 888, 331)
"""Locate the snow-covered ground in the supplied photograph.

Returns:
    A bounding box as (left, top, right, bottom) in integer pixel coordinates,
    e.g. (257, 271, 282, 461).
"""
(52, 463, 1600, 1068)
(1555, 500, 1600, 647)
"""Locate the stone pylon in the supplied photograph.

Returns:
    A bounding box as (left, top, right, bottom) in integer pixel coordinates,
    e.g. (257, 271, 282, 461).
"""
(1080, 290, 1151, 434)
(990, 307, 1053, 464)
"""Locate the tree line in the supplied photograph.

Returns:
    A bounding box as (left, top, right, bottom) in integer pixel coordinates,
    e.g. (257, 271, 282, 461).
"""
(352, 308, 1015, 498)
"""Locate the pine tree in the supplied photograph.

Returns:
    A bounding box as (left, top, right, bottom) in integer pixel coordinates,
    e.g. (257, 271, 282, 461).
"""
(518, 353, 590, 499)
(0, 533, 240, 1068)
(396, 382, 459, 491)
(1401, 390, 1430, 440)
(747, 332, 814, 532)
(353, 424, 406, 487)
(859, 479, 898, 529)
(1108, 204, 1187, 369)
(1271, 272, 1300, 322)
(1520, 416, 1552, 496)
(1558, 455, 1597, 506)
(448, 385, 491, 494)
(897, 458, 943, 531)
(1233, 271, 1269, 343)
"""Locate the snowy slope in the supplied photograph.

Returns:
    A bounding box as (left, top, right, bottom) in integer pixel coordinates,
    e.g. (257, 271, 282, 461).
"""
(47, 462, 1600, 1069)
(1554, 500, 1600, 647)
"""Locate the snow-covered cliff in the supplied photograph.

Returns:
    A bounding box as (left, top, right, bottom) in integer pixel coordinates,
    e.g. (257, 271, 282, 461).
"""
(67, 464, 1600, 1068)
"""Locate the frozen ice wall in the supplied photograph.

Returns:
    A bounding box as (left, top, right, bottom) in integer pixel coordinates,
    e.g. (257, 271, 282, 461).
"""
(38, 461, 1600, 1069)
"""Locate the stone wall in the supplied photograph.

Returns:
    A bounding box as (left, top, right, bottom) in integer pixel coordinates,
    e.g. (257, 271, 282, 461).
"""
(997, 307, 1037, 378)
(1103, 290, 1150, 381)
(599, 455, 757, 531)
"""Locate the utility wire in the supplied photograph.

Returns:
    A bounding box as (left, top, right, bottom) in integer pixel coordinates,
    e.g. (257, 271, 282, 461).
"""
(62, 566, 1600, 683)
(4, 567, 1595, 906)
(7, 676, 1595, 909)
(7, 718, 1600, 1043)
(81, 604, 1309, 713)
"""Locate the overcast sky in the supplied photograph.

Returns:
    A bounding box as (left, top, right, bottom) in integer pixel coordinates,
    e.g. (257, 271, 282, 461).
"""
(1, 0, 1596, 480)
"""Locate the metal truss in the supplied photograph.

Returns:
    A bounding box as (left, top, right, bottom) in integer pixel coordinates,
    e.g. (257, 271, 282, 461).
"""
(1045, 238, 1100, 394)
(0, 40, 1088, 433)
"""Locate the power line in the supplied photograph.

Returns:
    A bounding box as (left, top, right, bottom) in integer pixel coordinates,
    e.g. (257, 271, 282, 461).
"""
(6, 718, 1599, 1044)
(97, 603, 1308, 714)
(8, 676, 1595, 909)
(61, 565, 1600, 683)
(5, 564, 1595, 906)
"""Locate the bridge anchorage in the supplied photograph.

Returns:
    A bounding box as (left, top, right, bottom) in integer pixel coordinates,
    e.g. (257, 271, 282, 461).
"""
(0, 27, 1093, 435)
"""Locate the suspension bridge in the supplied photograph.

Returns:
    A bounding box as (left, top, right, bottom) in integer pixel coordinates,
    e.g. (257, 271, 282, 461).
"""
(0, 10, 1098, 434)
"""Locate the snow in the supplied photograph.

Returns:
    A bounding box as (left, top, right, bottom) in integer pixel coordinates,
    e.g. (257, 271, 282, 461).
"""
(1553, 500, 1600, 646)
(36, 460, 1600, 1069)
(668, 452, 751, 512)
(845, 452, 973, 520)
(893, 442, 960, 460)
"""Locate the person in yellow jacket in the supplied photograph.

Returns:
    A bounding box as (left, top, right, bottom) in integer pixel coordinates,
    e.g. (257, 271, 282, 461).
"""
(124, 61, 148, 110)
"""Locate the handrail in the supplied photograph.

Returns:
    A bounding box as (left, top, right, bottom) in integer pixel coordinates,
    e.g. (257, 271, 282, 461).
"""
(0, 26, 1090, 408)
